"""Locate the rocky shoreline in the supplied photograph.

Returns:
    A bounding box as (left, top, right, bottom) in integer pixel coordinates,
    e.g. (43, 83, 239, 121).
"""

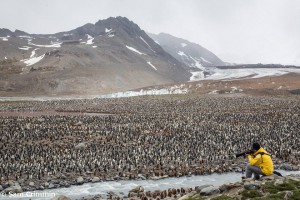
(0, 161, 298, 196)
(0, 162, 300, 200)
(53, 173, 300, 200)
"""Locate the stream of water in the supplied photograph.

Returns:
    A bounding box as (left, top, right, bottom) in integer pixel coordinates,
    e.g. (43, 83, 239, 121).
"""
(3, 170, 300, 200)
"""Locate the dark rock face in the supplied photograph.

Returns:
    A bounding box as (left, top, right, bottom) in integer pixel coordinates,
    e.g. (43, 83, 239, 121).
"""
(0, 29, 30, 37)
(148, 32, 225, 69)
(0, 17, 191, 97)
(0, 28, 13, 37)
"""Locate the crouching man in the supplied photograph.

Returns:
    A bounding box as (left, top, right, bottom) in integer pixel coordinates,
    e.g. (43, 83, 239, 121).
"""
(246, 142, 274, 180)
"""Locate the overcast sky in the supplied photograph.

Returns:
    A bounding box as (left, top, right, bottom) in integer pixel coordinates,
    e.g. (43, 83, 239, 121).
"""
(1, 0, 300, 65)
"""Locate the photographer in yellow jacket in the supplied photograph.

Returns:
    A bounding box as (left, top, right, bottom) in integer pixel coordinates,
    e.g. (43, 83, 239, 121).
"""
(245, 143, 274, 180)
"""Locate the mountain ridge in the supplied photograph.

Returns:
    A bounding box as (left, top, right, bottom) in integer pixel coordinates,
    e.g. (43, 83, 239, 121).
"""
(0, 17, 192, 97)
(148, 32, 225, 70)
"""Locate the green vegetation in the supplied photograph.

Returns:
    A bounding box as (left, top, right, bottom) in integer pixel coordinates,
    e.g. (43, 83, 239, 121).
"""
(211, 195, 236, 200)
(290, 190, 300, 200)
(183, 179, 300, 200)
(239, 189, 263, 199)
(263, 180, 299, 194)
(253, 192, 285, 200)
(184, 196, 205, 200)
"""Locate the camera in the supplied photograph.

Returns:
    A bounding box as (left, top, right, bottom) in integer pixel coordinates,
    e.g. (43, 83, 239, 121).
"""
(235, 149, 254, 158)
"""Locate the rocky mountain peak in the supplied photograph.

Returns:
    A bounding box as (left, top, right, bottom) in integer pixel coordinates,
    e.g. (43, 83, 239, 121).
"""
(0, 28, 13, 37)
(0, 16, 191, 96)
(149, 32, 225, 69)
(14, 29, 30, 36)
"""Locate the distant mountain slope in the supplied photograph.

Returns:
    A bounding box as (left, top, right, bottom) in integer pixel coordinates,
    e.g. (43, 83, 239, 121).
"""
(0, 17, 191, 97)
(148, 33, 225, 71)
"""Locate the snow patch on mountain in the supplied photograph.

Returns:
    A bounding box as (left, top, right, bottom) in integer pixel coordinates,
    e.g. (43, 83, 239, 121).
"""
(30, 48, 39, 58)
(86, 34, 94, 45)
(178, 51, 187, 57)
(140, 36, 155, 52)
(181, 43, 187, 47)
(18, 35, 33, 39)
(22, 54, 45, 66)
(28, 41, 62, 48)
(201, 57, 212, 64)
(190, 57, 205, 70)
(126, 45, 146, 55)
(105, 28, 112, 33)
(147, 61, 158, 71)
(0, 36, 9, 41)
(18, 46, 32, 50)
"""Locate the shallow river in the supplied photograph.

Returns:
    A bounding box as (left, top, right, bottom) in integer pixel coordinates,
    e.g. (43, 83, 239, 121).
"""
(3, 170, 300, 200)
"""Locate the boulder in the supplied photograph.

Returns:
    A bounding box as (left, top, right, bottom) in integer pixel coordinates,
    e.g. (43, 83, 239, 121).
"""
(64, 182, 71, 187)
(200, 186, 220, 196)
(44, 182, 49, 187)
(244, 181, 261, 190)
(13, 184, 23, 193)
(51, 195, 71, 200)
(219, 182, 242, 192)
(242, 177, 253, 182)
(137, 174, 146, 180)
(0, 185, 3, 191)
(3, 185, 23, 194)
(274, 179, 284, 186)
(195, 185, 213, 193)
(92, 177, 100, 183)
(3, 187, 14, 194)
(76, 176, 84, 185)
(29, 182, 35, 187)
(48, 183, 55, 189)
(282, 163, 293, 171)
(261, 174, 284, 181)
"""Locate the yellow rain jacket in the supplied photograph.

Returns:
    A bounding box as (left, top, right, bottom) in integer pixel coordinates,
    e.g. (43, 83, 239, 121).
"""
(248, 147, 274, 175)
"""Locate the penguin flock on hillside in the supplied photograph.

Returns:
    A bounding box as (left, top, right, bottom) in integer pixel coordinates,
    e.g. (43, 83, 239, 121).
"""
(0, 96, 299, 187)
